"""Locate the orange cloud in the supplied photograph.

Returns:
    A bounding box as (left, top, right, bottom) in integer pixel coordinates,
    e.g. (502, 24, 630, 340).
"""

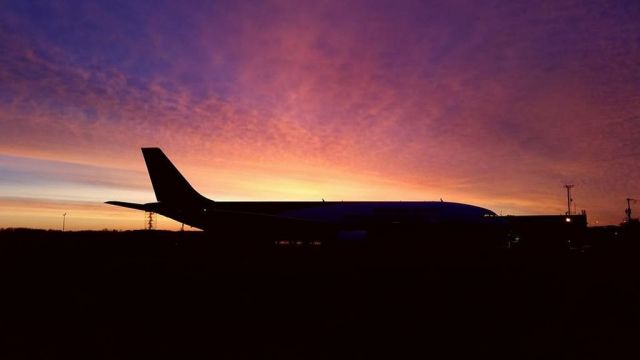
(0, 1, 638, 226)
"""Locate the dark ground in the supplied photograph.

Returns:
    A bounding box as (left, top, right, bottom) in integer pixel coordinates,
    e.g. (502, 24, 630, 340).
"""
(1, 227, 639, 359)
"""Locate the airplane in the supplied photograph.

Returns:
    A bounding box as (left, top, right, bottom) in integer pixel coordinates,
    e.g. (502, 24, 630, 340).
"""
(107, 148, 500, 244)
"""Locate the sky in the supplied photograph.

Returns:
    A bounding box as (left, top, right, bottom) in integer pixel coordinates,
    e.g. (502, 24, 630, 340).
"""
(0, 0, 639, 229)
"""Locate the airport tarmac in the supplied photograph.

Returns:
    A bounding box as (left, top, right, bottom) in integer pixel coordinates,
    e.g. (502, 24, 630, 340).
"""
(1, 228, 639, 359)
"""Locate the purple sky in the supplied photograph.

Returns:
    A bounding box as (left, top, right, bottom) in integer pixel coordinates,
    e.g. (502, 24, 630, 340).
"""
(1, 0, 639, 229)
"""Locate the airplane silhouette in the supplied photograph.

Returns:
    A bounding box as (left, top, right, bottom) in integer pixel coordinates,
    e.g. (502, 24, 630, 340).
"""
(107, 148, 497, 241)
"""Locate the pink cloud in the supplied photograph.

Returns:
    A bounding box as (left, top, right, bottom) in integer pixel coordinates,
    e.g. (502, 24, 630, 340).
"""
(0, 0, 638, 226)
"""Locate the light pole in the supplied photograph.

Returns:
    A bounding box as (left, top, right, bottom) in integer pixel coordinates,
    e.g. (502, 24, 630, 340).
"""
(62, 213, 67, 232)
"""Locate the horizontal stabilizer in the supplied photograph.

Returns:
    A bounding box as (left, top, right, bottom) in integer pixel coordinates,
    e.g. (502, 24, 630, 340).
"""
(105, 201, 150, 212)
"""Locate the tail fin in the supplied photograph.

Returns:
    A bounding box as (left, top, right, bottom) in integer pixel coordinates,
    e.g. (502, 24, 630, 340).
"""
(141, 147, 207, 204)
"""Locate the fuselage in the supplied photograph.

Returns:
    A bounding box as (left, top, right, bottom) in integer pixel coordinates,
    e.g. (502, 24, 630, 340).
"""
(144, 200, 496, 233)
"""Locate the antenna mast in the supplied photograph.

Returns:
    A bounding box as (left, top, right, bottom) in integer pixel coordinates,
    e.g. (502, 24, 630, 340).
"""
(145, 211, 156, 230)
(626, 198, 637, 223)
(564, 185, 574, 215)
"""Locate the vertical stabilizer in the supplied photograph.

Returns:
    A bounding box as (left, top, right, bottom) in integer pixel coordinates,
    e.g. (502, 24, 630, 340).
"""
(141, 148, 207, 204)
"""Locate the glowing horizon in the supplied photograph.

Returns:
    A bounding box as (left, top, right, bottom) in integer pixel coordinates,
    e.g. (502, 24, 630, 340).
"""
(1, 0, 639, 229)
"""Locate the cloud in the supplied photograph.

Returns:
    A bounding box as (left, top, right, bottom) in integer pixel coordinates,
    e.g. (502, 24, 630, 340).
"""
(0, 0, 639, 225)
